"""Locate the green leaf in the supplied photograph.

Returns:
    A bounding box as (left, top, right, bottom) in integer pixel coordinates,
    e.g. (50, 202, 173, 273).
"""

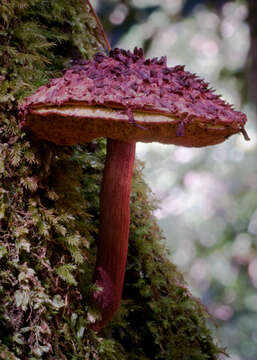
(56, 264, 77, 286)
(14, 288, 30, 311)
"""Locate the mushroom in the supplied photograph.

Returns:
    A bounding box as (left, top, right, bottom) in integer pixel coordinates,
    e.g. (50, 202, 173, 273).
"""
(19, 47, 249, 331)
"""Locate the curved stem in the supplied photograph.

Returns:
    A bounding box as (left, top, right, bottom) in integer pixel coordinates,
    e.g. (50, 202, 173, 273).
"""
(85, 0, 112, 53)
(91, 139, 136, 331)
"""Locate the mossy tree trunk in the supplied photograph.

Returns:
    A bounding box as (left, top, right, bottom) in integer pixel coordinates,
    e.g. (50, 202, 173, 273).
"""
(0, 1, 224, 359)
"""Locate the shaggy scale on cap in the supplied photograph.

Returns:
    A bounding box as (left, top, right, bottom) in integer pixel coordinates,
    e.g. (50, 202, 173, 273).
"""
(19, 47, 248, 147)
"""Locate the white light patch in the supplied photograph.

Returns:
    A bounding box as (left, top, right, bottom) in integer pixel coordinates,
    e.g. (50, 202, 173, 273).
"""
(33, 105, 177, 124)
(33, 105, 230, 130)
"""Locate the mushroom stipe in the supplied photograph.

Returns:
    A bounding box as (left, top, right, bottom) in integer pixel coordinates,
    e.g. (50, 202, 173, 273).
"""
(19, 47, 249, 331)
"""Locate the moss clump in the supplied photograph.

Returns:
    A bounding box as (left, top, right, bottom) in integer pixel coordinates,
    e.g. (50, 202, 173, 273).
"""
(0, 0, 225, 359)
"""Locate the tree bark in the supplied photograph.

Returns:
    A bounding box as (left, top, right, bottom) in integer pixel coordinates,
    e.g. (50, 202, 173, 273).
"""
(247, 0, 257, 108)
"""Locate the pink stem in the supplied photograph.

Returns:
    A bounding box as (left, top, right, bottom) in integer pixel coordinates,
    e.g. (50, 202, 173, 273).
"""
(91, 138, 136, 331)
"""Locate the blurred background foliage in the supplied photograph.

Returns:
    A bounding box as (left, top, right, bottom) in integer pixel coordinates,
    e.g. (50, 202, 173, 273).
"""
(93, 0, 257, 359)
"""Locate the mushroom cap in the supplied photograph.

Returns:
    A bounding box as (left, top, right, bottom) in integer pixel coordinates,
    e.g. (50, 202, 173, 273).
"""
(19, 48, 247, 147)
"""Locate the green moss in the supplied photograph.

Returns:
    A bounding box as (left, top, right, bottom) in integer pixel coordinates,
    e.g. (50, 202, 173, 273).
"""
(0, 1, 225, 358)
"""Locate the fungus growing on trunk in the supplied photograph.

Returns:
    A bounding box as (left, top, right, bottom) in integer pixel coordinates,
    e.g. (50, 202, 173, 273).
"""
(19, 47, 249, 331)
